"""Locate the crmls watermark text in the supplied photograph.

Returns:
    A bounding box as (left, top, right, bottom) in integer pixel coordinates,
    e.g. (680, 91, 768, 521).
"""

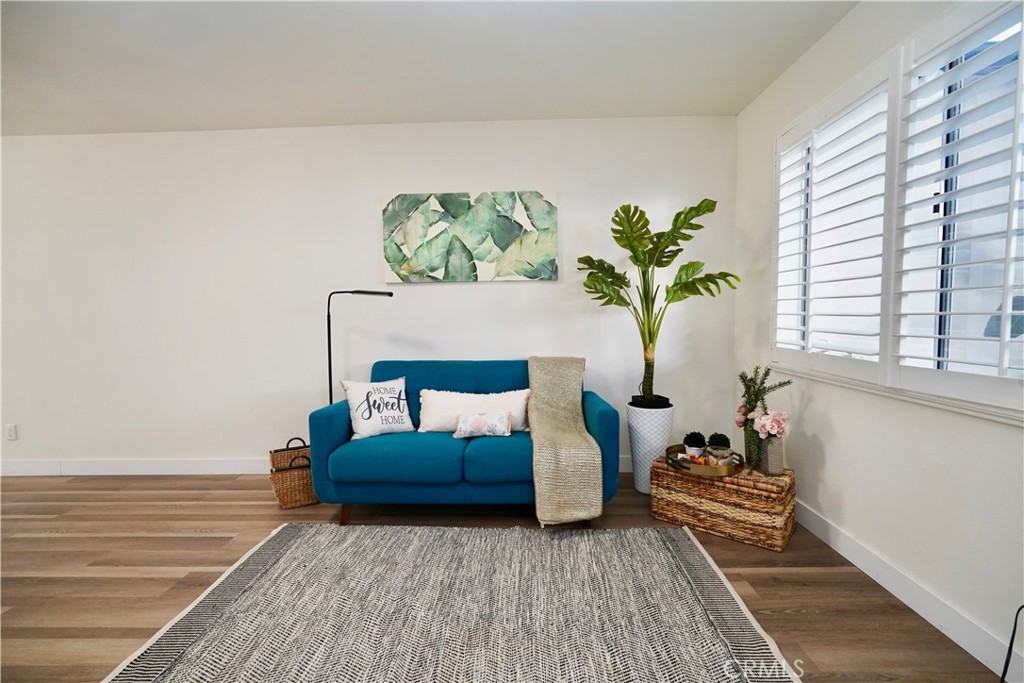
(722, 658, 805, 680)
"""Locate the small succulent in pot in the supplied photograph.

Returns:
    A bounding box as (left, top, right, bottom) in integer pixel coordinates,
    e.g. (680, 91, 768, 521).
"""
(706, 432, 735, 465)
(707, 432, 731, 449)
(683, 431, 706, 457)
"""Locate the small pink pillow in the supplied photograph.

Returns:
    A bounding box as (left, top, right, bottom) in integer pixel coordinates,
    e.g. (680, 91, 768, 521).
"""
(453, 412, 512, 438)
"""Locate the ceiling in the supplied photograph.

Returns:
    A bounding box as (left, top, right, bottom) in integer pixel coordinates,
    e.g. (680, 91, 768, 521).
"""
(1, 1, 855, 137)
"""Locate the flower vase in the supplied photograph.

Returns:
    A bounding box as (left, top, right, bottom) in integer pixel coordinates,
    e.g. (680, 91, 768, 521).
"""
(743, 423, 761, 471)
(759, 437, 785, 476)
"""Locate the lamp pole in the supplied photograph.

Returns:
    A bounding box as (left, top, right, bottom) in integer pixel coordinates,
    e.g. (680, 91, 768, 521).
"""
(327, 290, 394, 404)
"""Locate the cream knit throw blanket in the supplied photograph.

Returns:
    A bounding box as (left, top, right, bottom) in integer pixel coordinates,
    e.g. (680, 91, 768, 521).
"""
(528, 356, 603, 526)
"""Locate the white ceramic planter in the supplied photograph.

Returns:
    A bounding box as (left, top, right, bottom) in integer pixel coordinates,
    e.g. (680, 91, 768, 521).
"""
(626, 404, 675, 494)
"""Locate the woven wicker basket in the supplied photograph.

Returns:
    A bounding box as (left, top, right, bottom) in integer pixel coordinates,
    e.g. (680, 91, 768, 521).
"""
(269, 438, 319, 509)
(650, 456, 795, 552)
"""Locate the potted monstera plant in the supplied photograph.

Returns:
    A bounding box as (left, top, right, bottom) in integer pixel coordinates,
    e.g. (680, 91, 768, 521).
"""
(578, 199, 739, 493)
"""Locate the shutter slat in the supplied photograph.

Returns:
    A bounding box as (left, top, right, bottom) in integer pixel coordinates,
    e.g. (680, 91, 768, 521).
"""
(815, 91, 888, 148)
(901, 199, 1017, 235)
(900, 174, 1010, 212)
(815, 171, 888, 203)
(817, 149, 886, 185)
(778, 148, 811, 177)
(903, 147, 1014, 191)
(812, 192, 885, 220)
(909, 12, 1021, 81)
(816, 123, 886, 164)
(908, 36, 1020, 102)
(900, 284, 1017, 295)
(897, 353, 1000, 369)
(897, 333, 1006, 341)
(897, 256, 1020, 275)
(898, 227, 1023, 254)
(902, 119, 1014, 168)
(904, 88, 1016, 146)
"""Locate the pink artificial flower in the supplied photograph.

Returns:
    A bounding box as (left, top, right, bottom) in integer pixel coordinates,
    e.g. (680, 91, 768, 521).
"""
(772, 411, 790, 436)
(735, 414, 747, 428)
(737, 404, 748, 415)
(753, 410, 790, 439)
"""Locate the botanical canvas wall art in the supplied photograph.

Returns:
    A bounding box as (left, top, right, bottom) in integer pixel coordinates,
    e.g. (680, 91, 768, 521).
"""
(382, 191, 558, 283)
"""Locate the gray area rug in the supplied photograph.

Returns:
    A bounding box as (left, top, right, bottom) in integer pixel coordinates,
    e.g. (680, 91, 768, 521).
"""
(105, 524, 798, 682)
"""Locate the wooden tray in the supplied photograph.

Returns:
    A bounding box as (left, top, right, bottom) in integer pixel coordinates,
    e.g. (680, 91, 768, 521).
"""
(665, 444, 741, 478)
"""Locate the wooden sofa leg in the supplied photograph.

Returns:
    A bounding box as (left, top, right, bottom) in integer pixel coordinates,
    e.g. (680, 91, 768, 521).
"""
(338, 504, 353, 526)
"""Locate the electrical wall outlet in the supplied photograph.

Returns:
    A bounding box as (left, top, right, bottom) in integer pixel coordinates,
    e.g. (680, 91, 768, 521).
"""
(4, 424, 17, 441)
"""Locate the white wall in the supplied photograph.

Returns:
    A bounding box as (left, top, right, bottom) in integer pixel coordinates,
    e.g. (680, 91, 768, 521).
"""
(735, 1, 1023, 677)
(2, 116, 738, 472)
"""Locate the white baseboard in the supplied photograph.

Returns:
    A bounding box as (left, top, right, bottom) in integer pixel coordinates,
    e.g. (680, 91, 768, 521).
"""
(619, 454, 632, 472)
(796, 501, 1022, 680)
(1, 459, 63, 476)
(1, 458, 267, 476)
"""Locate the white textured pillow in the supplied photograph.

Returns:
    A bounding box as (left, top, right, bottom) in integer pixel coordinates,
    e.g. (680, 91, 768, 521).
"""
(419, 388, 530, 432)
(341, 377, 414, 440)
(453, 412, 512, 438)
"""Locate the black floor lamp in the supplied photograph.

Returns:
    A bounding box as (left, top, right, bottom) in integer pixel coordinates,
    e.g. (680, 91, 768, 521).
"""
(327, 290, 394, 404)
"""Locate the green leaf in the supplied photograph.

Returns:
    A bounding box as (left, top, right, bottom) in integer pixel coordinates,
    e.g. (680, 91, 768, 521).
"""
(383, 238, 406, 267)
(517, 191, 558, 231)
(383, 194, 431, 242)
(405, 272, 442, 283)
(435, 193, 471, 219)
(577, 255, 630, 289)
(665, 264, 740, 304)
(489, 215, 524, 251)
(521, 257, 558, 280)
(674, 260, 706, 282)
(401, 202, 434, 254)
(492, 191, 517, 217)
(671, 198, 717, 231)
(610, 205, 652, 268)
(581, 273, 631, 307)
(443, 235, 477, 281)
(645, 231, 686, 269)
(384, 239, 410, 281)
(494, 228, 558, 280)
(402, 229, 452, 275)
(449, 193, 502, 262)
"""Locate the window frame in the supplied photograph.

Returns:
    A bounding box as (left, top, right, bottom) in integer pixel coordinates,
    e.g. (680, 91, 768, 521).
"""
(769, 2, 1023, 423)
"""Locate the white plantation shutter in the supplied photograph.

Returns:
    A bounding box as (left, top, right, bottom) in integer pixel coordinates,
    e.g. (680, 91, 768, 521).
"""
(775, 87, 888, 360)
(897, 8, 1023, 380)
(775, 140, 811, 350)
(772, 4, 1024, 415)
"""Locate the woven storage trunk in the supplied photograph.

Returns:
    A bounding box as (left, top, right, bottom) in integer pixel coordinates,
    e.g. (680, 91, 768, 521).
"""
(269, 438, 319, 509)
(650, 456, 795, 552)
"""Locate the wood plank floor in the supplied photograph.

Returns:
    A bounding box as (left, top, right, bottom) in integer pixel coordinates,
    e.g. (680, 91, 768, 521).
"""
(0, 474, 995, 682)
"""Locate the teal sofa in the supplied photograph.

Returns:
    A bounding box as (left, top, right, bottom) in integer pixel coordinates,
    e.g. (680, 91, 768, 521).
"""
(308, 360, 619, 513)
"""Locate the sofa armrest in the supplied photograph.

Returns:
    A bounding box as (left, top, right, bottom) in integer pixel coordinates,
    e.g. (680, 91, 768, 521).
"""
(308, 401, 353, 498)
(583, 390, 620, 502)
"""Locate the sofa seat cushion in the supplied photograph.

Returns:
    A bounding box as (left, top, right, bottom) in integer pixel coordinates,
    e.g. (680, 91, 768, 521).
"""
(464, 432, 534, 484)
(329, 432, 466, 484)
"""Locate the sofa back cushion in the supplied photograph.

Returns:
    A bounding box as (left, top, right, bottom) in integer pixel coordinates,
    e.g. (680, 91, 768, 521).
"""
(371, 360, 529, 426)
